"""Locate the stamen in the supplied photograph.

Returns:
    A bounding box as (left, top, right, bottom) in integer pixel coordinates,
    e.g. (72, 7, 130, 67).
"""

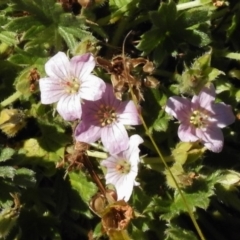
(94, 104, 117, 127)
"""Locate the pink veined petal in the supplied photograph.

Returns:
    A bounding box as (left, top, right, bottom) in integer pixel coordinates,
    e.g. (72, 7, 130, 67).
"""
(191, 83, 216, 111)
(114, 174, 135, 201)
(196, 127, 224, 153)
(117, 101, 141, 125)
(125, 134, 143, 162)
(178, 123, 199, 142)
(211, 102, 235, 128)
(81, 99, 102, 124)
(56, 94, 82, 121)
(70, 53, 95, 80)
(101, 156, 118, 169)
(101, 123, 129, 155)
(74, 122, 101, 143)
(104, 169, 134, 201)
(105, 169, 123, 185)
(165, 96, 191, 122)
(79, 75, 106, 101)
(45, 52, 70, 80)
(39, 77, 65, 104)
(101, 84, 121, 107)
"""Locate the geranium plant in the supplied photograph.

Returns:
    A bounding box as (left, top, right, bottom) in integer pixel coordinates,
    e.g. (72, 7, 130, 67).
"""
(1, 0, 240, 240)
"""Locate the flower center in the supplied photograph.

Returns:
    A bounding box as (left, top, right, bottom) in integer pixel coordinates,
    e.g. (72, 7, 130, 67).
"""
(64, 77, 80, 94)
(115, 159, 131, 174)
(189, 110, 209, 128)
(95, 104, 117, 127)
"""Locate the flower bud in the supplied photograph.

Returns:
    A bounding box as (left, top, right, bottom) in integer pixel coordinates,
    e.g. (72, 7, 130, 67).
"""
(0, 109, 26, 137)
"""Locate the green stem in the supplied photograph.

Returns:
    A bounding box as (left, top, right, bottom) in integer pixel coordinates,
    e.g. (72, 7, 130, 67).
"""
(177, 0, 210, 11)
(90, 142, 108, 152)
(87, 150, 108, 159)
(129, 90, 205, 240)
(0, 91, 22, 108)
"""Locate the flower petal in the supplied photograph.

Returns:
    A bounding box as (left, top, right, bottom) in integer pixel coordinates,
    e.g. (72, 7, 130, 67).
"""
(178, 123, 198, 142)
(101, 123, 129, 154)
(101, 156, 118, 169)
(70, 53, 95, 80)
(56, 94, 82, 121)
(102, 158, 135, 201)
(45, 52, 70, 80)
(125, 134, 143, 162)
(114, 175, 134, 201)
(117, 101, 141, 125)
(191, 83, 216, 111)
(39, 77, 65, 104)
(101, 84, 121, 108)
(211, 102, 235, 128)
(80, 75, 106, 101)
(165, 96, 191, 122)
(75, 122, 101, 143)
(196, 127, 223, 153)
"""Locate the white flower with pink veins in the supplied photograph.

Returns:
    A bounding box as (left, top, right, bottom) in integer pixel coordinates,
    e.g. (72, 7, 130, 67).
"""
(101, 134, 143, 201)
(39, 52, 106, 121)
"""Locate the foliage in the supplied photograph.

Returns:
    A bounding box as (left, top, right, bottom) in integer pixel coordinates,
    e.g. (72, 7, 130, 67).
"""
(1, 0, 240, 239)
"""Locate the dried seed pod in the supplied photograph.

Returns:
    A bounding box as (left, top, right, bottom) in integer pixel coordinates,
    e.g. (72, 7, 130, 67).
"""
(144, 76, 160, 88)
(142, 60, 155, 74)
(101, 200, 133, 233)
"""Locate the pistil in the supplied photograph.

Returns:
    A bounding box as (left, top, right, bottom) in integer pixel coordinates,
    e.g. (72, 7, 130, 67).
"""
(64, 77, 80, 94)
(190, 110, 208, 128)
(116, 159, 131, 174)
(95, 104, 117, 127)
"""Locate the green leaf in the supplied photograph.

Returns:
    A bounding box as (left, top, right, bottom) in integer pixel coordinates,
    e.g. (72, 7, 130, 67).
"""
(153, 110, 169, 132)
(109, 0, 132, 9)
(14, 168, 36, 188)
(228, 69, 240, 80)
(0, 148, 15, 162)
(0, 31, 16, 45)
(0, 208, 18, 239)
(149, 1, 177, 29)
(38, 120, 71, 154)
(137, 28, 162, 54)
(5, 16, 42, 33)
(0, 166, 16, 179)
(165, 224, 198, 240)
(180, 8, 209, 28)
(58, 26, 78, 52)
(69, 171, 98, 203)
(235, 90, 240, 102)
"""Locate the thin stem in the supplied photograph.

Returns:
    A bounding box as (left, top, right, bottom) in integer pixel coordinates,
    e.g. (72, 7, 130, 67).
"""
(137, 111, 205, 240)
(121, 29, 205, 240)
(176, 0, 207, 11)
(87, 150, 108, 159)
(138, 106, 205, 239)
(90, 142, 108, 152)
(0, 91, 22, 108)
(83, 156, 106, 196)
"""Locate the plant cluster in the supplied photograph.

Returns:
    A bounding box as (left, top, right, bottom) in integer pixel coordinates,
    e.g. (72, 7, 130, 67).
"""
(1, 0, 240, 239)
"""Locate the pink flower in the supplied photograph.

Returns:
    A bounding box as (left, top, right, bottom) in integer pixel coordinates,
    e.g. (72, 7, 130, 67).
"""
(39, 52, 106, 121)
(74, 84, 141, 154)
(165, 84, 235, 153)
(101, 134, 143, 201)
